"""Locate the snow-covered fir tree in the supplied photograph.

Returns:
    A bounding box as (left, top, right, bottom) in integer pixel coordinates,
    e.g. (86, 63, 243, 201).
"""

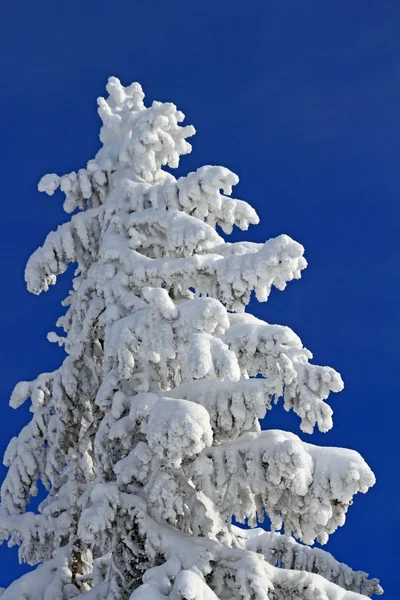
(0, 78, 382, 600)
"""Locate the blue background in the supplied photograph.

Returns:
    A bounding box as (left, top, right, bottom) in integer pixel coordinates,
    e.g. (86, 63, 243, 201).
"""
(0, 0, 398, 596)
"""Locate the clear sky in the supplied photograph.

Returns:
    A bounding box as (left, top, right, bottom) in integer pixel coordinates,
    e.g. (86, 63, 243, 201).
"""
(0, 0, 398, 596)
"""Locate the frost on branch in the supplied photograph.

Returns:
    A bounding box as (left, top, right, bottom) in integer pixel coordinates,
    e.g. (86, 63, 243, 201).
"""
(0, 77, 380, 599)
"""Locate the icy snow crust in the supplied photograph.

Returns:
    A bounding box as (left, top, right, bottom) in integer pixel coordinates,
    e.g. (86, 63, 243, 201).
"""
(0, 78, 381, 599)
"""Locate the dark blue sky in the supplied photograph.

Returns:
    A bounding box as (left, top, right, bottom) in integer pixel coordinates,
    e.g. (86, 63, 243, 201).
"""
(0, 0, 398, 596)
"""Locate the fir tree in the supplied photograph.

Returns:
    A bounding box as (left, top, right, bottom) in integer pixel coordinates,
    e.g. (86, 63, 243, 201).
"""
(0, 78, 382, 599)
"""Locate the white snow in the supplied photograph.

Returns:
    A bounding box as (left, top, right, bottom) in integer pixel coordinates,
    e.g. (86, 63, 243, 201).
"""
(0, 77, 380, 600)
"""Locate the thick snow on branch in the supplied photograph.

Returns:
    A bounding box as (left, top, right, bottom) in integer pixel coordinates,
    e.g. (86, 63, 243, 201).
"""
(96, 233, 306, 311)
(38, 168, 109, 213)
(99, 295, 239, 395)
(33, 173, 301, 310)
(0, 545, 83, 600)
(100, 500, 377, 600)
(151, 165, 260, 234)
(223, 313, 344, 433)
(240, 529, 382, 597)
(192, 430, 374, 545)
(164, 378, 279, 442)
(25, 207, 103, 294)
(120, 208, 225, 258)
(1, 411, 49, 515)
(0, 372, 56, 528)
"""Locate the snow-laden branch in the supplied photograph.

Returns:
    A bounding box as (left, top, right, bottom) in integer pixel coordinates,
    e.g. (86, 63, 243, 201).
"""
(102, 164, 259, 234)
(119, 208, 224, 258)
(164, 378, 279, 442)
(77, 494, 376, 600)
(0, 511, 54, 566)
(1, 412, 49, 515)
(25, 207, 103, 294)
(0, 373, 56, 521)
(0, 545, 82, 600)
(240, 529, 382, 597)
(223, 313, 343, 433)
(94, 233, 305, 311)
(149, 165, 260, 233)
(30, 177, 299, 313)
(0, 455, 377, 600)
(192, 430, 375, 545)
(1, 352, 102, 563)
(38, 168, 109, 213)
(94, 390, 373, 546)
(99, 294, 239, 395)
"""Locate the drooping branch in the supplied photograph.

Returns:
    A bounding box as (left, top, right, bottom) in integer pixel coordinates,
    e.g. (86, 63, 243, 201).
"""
(237, 529, 382, 597)
(191, 430, 375, 545)
(223, 313, 344, 433)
